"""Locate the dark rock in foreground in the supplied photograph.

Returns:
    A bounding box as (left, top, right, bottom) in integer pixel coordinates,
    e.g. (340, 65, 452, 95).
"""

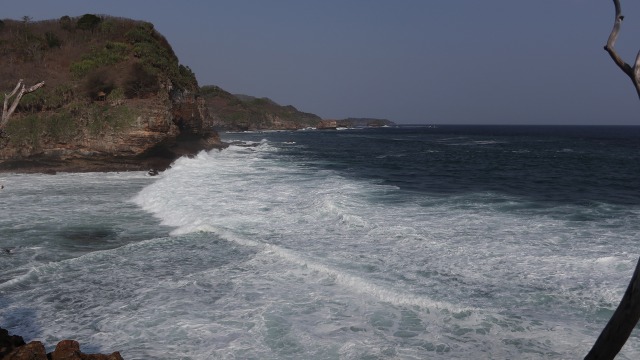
(1, 328, 123, 360)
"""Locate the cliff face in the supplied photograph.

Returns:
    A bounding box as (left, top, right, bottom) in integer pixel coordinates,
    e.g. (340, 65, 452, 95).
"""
(0, 15, 223, 173)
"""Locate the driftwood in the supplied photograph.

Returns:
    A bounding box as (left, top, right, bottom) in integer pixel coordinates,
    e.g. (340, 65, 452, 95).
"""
(0, 79, 45, 130)
(585, 1, 640, 359)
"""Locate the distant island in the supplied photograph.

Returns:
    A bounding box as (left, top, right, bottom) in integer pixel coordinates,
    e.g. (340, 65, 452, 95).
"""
(0, 14, 395, 174)
(336, 117, 395, 128)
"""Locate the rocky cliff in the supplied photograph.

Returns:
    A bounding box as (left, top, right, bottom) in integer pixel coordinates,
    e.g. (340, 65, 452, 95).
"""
(0, 15, 223, 173)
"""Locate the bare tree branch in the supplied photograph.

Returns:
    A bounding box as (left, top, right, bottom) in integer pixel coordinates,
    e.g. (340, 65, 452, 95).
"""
(633, 49, 640, 82)
(1, 79, 45, 130)
(2, 80, 23, 117)
(604, 0, 640, 98)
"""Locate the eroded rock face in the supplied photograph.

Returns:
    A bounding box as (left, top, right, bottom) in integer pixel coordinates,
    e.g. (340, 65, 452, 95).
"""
(0, 89, 225, 173)
(0, 329, 123, 360)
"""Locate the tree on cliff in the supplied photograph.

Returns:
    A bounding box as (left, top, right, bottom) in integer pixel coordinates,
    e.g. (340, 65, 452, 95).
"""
(585, 1, 640, 359)
(1, 79, 45, 132)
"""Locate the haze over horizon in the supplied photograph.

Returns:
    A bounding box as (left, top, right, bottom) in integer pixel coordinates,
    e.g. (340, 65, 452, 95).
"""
(3, 0, 640, 125)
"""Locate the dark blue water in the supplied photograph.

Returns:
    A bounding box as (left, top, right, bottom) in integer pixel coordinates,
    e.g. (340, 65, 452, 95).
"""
(228, 125, 640, 205)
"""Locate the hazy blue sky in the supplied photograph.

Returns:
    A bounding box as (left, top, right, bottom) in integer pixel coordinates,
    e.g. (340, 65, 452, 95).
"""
(3, 0, 640, 124)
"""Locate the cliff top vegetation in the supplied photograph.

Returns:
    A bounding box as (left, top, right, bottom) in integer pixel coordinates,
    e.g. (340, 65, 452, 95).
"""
(0, 14, 197, 113)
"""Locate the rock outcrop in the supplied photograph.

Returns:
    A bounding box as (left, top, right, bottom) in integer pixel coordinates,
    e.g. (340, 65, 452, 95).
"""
(1, 328, 122, 360)
(0, 89, 224, 173)
(0, 16, 224, 173)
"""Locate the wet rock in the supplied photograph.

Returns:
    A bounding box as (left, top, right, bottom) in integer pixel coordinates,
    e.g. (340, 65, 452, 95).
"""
(0, 328, 26, 358)
(50, 339, 123, 360)
(0, 328, 123, 360)
(2, 341, 46, 360)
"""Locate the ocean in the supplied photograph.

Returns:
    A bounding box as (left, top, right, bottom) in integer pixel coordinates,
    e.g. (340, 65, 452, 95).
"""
(1, 125, 639, 359)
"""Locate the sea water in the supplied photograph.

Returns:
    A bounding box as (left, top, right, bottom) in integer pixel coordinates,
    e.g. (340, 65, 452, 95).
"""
(1, 125, 639, 359)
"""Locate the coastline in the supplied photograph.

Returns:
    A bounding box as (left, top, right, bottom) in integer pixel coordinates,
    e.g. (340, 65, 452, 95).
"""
(0, 137, 228, 175)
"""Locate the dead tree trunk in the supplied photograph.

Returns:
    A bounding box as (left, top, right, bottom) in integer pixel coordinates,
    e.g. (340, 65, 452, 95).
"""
(0, 79, 45, 130)
(585, 1, 640, 359)
(586, 258, 640, 359)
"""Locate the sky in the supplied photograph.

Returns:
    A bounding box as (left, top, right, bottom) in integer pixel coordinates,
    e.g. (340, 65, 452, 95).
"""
(3, 0, 640, 125)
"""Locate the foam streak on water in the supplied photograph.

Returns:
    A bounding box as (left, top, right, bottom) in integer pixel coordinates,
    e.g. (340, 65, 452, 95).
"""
(1, 130, 640, 359)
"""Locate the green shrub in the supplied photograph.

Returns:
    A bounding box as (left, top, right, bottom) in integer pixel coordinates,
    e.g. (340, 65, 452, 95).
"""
(5, 114, 43, 148)
(105, 41, 128, 54)
(225, 112, 249, 123)
(69, 42, 129, 78)
(59, 16, 73, 31)
(45, 111, 77, 142)
(85, 70, 114, 99)
(132, 42, 172, 71)
(106, 87, 125, 102)
(89, 45, 128, 65)
(45, 85, 74, 109)
(175, 64, 197, 90)
(124, 22, 156, 44)
(86, 103, 136, 135)
(77, 14, 102, 32)
(16, 32, 46, 61)
(125, 22, 196, 91)
(251, 98, 270, 106)
(228, 97, 242, 106)
(124, 63, 158, 98)
(44, 31, 61, 48)
(87, 104, 108, 135)
(199, 85, 224, 95)
(108, 105, 136, 131)
(70, 59, 98, 78)
(99, 19, 116, 35)
(17, 92, 43, 112)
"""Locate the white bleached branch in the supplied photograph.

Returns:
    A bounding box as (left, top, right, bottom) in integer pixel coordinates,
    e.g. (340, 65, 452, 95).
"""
(1, 79, 45, 130)
(603, 0, 640, 99)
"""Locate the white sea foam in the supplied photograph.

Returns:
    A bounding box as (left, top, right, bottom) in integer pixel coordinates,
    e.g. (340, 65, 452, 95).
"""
(3, 138, 640, 359)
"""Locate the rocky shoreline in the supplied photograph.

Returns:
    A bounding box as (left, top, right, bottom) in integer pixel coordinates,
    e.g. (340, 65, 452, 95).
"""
(0, 133, 227, 175)
(0, 327, 122, 360)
